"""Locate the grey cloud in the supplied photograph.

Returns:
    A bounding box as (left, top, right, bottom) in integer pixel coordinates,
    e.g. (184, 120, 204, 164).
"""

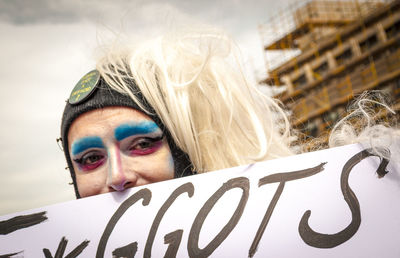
(0, 0, 183, 25)
(0, 0, 85, 24)
(0, 0, 299, 27)
(0, 0, 143, 25)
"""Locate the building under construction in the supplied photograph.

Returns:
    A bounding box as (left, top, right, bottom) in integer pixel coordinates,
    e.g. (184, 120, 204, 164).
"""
(260, 0, 400, 145)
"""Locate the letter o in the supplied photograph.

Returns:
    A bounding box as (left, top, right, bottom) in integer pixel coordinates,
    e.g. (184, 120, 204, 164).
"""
(187, 177, 249, 257)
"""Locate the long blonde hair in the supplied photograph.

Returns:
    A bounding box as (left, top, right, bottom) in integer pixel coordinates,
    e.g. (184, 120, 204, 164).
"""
(96, 31, 294, 173)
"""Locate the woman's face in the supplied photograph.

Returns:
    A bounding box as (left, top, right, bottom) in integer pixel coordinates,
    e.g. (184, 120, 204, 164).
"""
(68, 106, 174, 197)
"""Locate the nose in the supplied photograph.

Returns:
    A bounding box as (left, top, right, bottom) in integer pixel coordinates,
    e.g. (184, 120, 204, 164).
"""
(107, 146, 137, 192)
(109, 173, 128, 192)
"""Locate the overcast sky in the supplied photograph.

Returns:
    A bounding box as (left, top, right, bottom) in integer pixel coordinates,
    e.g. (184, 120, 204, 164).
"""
(0, 0, 300, 215)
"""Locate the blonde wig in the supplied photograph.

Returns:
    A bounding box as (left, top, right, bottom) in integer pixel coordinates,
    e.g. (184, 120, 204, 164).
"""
(96, 31, 294, 173)
(95, 30, 399, 173)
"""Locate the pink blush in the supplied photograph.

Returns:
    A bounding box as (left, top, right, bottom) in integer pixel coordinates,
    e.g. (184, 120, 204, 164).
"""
(129, 141, 163, 155)
(79, 158, 106, 171)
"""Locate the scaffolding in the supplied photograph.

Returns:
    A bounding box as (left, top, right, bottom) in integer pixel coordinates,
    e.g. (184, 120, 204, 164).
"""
(259, 0, 400, 141)
(291, 46, 400, 125)
(259, 0, 385, 82)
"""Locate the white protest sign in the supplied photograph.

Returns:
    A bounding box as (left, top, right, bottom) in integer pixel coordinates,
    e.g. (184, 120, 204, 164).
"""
(1, 143, 399, 257)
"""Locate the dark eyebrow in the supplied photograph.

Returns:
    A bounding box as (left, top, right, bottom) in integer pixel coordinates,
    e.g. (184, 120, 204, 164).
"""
(71, 136, 104, 155)
(114, 121, 160, 141)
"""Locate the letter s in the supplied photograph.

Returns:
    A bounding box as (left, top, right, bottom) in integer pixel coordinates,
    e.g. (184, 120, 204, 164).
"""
(299, 148, 390, 248)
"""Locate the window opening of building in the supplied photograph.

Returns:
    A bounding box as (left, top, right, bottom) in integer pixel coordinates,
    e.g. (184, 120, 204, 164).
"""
(359, 34, 378, 53)
(335, 48, 353, 66)
(385, 20, 400, 39)
(293, 73, 308, 89)
(314, 61, 329, 79)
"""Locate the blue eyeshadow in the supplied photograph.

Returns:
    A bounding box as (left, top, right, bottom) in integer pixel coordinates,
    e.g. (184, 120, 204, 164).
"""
(71, 136, 104, 155)
(114, 121, 159, 141)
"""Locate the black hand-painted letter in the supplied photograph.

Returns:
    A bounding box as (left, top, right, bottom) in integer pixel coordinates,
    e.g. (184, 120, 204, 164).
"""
(163, 230, 184, 258)
(0, 251, 23, 258)
(96, 188, 152, 258)
(0, 211, 48, 257)
(0, 211, 47, 235)
(298, 148, 390, 248)
(112, 242, 137, 258)
(144, 183, 194, 258)
(187, 177, 249, 258)
(42, 236, 89, 258)
(249, 163, 326, 257)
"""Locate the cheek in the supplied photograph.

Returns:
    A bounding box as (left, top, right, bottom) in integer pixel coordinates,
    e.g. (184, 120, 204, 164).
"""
(124, 145, 175, 182)
(159, 151, 175, 179)
(168, 155, 175, 173)
(146, 150, 174, 180)
(74, 167, 108, 197)
(158, 146, 175, 178)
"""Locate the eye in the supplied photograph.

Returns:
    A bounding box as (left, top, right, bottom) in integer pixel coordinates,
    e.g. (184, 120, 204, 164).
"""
(128, 136, 163, 155)
(82, 153, 103, 164)
(132, 138, 157, 150)
(73, 151, 105, 171)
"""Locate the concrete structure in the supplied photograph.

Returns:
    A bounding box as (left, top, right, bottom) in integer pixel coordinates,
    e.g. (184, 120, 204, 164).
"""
(260, 0, 400, 144)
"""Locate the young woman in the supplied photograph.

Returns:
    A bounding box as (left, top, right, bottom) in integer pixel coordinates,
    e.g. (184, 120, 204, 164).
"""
(60, 31, 397, 198)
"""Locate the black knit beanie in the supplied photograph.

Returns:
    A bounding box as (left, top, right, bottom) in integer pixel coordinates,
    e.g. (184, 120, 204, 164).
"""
(61, 70, 193, 198)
